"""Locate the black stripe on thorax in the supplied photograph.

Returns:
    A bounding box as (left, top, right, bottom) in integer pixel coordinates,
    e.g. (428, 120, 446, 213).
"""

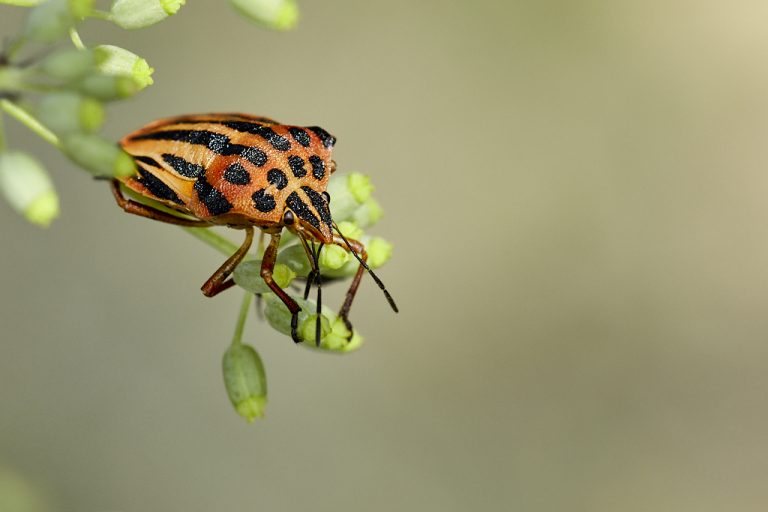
(132, 129, 267, 167)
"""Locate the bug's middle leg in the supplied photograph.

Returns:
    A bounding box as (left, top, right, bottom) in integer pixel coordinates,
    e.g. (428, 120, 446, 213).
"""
(261, 231, 303, 343)
(201, 226, 254, 297)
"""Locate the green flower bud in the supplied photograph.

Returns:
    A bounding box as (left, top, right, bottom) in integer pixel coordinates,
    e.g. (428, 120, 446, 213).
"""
(229, 0, 298, 30)
(39, 49, 95, 81)
(75, 74, 140, 100)
(37, 92, 104, 134)
(336, 220, 363, 241)
(367, 237, 393, 269)
(318, 244, 349, 270)
(301, 316, 364, 352)
(276, 244, 311, 276)
(23, 0, 80, 43)
(263, 293, 312, 338)
(110, 0, 185, 29)
(69, 0, 94, 17)
(298, 314, 331, 344)
(63, 134, 136, 177)
(348, 173, 373, 204)
(222, 343, 267, 422)
(0, 151, 60, 227)
(351, 197, 383, 228)
(233, 260, 295, 294)
(327, 172, 373, 222)
(94, 45, 154, 89)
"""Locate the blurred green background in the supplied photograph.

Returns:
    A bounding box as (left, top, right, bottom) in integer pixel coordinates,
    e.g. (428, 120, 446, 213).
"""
(3, 1, 768, 511)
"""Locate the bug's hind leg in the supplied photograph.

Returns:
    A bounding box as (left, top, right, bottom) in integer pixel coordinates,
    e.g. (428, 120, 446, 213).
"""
(110, 179, 209, 227)
(201, 226, 255, 297)
(261, 231, 303, 343)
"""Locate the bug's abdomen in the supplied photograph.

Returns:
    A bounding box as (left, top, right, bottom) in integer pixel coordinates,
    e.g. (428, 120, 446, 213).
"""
(118, 114, 335, 227)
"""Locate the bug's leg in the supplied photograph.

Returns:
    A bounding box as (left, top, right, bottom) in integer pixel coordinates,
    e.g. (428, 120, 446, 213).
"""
(331, 232, 399, 338)
(261, 231, 303, 343)
(111, 179, 209, 227)
(201, 226, 254, 297)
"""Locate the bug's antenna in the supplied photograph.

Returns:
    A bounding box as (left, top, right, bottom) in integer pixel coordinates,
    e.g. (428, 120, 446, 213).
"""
(333, 223, 398, 313)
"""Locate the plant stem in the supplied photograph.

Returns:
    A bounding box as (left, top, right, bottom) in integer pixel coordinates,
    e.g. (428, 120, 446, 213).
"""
(183, 227, 240, 257)
(0, 99, 60, 148)
(69, 28, 86, 50)
(0, 1, 41, 6)
(88, 9, 112, 21)
(0, 112, 6, 152)
(231, 291, 253, 347)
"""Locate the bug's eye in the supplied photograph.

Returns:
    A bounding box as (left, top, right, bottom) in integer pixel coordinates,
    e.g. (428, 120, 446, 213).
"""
(322, 191, 331, 203)
(283, 210, 295, 225)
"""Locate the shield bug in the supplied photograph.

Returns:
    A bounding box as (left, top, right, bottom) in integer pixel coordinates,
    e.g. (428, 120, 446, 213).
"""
(112, 113, 397, 344)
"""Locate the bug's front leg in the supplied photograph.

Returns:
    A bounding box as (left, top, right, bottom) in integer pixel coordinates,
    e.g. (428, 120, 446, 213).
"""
(333, 235, 367, 336)
(261, 230, 303, 343)
(201, 226, 255, 297)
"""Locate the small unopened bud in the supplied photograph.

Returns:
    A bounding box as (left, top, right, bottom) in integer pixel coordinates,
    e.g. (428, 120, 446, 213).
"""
(327, 172, 373, 222)
(318, 244, 349, 270)
(233, 260, 295, 294)
(23, 0, 93, 43)
(301, 316, 364, 352)
(351, 197, 383, 228)
(94, 45, 154, 89)
(222, 343, 267, 422)
(367, 237, 393, 269)
(336, 220, 363, 241)
(37, 92, 104, 134)
(229, 0, 299, 30)
(40, 49, 95, 81)
(75, 74, 140, 100)
(63, 134, 136, 177)
(276, 244, 312, 276)
(298, 314, 331, 344)
(0, 151, 60, 227)
(110, 0, 185, 29)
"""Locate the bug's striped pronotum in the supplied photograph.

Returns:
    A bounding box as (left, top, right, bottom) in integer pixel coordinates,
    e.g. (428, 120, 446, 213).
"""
(112, 113, 397, 344)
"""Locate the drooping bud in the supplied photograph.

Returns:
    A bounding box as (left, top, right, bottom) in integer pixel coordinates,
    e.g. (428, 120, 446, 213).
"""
(0, 151, 60, 227)
(37, 92, 104, 134)
(222, 343, 267, 422)
(229, 0, 298, 30)
(110, 0, 185, 29)
(93, 45, 154, 89)
(62, 134, 135, 177)
(276, 244, 312, 276)
(298, 313, 331, 344)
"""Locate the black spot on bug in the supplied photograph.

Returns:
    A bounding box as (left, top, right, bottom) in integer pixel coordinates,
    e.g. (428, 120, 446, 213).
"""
(307, 126, 336, 148)
(135, 155, 161, 168)
(136, 167, 184, 205)
(301, 186, 332, 227)
(162, 153, 204, 178)
(222, 121, 291, 151)
(223, 163, 251, 185)
(267, 168, 288, 190)
(288, 127, 311, 148)
(288, 155, 307, 178)
(286, 191, 320, 229)
(252, 189, 276, 212)
(229, 145, 267, 167)
(194, 174, 232, 215)
(308, 155, 325, 180)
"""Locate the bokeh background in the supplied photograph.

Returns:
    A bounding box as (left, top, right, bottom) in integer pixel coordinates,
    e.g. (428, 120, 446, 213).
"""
(3, 1, 768, 510)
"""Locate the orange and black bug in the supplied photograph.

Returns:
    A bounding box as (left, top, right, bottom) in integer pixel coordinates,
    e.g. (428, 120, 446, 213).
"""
(112, 113, 397, 344)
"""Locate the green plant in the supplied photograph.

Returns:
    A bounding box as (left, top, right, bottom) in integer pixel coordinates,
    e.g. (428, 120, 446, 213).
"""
(0, 0, 394, 421)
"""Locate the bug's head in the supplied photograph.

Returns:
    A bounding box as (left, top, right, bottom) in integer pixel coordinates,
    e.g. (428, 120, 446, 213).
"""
(282, 189, 334, 245)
